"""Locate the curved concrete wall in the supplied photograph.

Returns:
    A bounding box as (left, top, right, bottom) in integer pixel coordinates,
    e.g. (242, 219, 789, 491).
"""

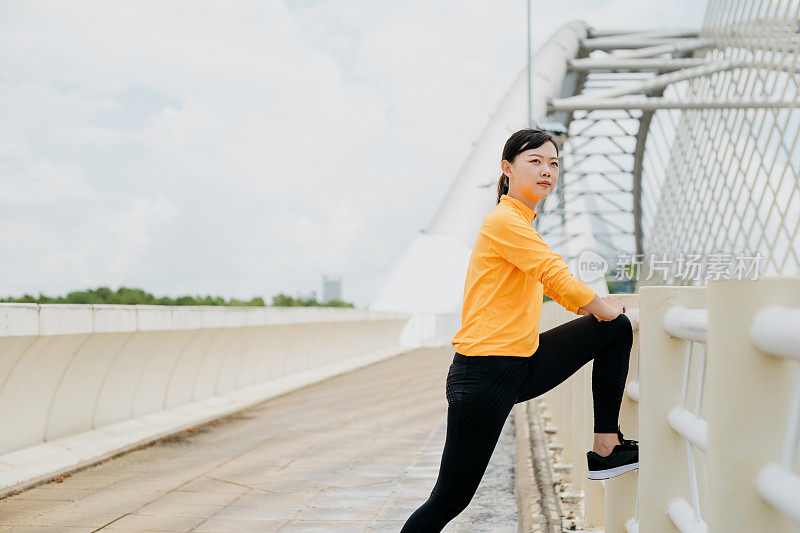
(427, 20, 588, 246)
(0, 303, 409, 496)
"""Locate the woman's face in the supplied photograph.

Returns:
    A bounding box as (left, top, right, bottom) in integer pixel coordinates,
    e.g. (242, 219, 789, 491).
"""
(502, 140, 559, 203)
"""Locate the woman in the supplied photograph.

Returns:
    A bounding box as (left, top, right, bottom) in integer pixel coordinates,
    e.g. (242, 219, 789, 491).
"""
(401, 129, 637, 532)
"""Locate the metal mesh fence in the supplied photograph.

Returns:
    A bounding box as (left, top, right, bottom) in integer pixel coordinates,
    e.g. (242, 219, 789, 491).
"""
(642, 0, 800, 284)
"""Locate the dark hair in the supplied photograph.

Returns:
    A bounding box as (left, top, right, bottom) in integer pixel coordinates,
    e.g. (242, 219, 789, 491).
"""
(496, 128, 559, 203)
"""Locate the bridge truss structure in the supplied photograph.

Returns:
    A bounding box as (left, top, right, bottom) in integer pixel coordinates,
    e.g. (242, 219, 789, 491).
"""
(371, 0, 800, 324)
(541, 0, 800, 287)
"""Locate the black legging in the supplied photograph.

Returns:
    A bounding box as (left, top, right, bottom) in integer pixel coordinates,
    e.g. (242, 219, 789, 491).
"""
(401, 313, 633, 532)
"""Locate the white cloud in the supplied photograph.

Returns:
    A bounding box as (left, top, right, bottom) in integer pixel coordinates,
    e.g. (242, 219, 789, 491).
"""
(0, 142, 97, 204)
(0, 0, 707, 305)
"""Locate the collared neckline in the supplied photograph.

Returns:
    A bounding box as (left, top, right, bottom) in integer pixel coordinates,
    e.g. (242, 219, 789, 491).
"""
(500, 194, 538, 224)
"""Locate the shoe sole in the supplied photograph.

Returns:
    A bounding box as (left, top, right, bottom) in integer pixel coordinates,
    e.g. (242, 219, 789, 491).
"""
(587, 462, 639, 480)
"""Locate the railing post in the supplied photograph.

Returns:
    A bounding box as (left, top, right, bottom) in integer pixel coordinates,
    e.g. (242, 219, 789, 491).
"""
(571, 365, 587, 495)
(604, 293, 640, 532)
(705, 278, 800, 531)
(638, 286, 706, 532)
(583, 358, 606, 528)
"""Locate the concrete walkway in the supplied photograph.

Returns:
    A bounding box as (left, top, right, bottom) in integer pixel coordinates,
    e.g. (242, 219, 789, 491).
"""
(0, 347, 519, 532)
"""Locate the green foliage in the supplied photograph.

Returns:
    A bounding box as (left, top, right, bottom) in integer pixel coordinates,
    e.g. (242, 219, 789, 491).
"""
(1, 286, 265, 307)
(320, 298, 354, 308)
(271, 293, 296, 306)
(607, 278, 636, 294)
(270, 293, 354, 308)
(0, 286, 351, 307)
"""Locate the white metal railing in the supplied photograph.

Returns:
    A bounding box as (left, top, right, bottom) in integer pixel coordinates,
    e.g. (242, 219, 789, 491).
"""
(539, 278, 800, 533)
(637, 279, 800, 532)
(751, 306, 800, 524)
(662, 307, 709, 533)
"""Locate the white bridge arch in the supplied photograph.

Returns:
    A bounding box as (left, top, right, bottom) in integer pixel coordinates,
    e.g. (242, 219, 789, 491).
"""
(370, 1, 800, 348)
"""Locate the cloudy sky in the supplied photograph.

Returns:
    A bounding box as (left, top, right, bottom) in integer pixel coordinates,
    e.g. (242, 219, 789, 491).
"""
(0, 0, 707, 308)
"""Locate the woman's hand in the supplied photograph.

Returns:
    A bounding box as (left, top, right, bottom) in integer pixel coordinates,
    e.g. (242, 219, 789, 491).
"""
(579, 294, 626, 321)
(593, 296, 625, 321)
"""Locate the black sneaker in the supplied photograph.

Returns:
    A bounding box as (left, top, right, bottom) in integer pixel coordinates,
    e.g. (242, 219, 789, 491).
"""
(614, 425, 639, 451)
(586, 426, 639, 480)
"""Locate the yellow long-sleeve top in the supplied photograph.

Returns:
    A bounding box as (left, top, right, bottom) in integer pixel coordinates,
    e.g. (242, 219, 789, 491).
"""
(451, 194, 597, 357)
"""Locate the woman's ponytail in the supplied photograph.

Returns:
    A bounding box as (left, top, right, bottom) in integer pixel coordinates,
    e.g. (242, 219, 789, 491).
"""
(496, 174, 509, 204)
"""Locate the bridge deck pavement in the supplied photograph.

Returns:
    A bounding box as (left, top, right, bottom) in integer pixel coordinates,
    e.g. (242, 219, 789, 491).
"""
(0, 347, 519, 532)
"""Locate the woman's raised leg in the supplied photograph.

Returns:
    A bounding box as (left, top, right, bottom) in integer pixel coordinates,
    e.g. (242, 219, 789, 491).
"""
(515, 313, 633, 434)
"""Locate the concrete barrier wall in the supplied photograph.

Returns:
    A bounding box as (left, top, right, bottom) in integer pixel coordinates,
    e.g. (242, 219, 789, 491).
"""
(0, 304, 409, 496)
(399, 312, 461, 348)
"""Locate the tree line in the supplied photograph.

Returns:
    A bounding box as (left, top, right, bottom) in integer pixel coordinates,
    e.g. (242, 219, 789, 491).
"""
(0, 286, 354, 308)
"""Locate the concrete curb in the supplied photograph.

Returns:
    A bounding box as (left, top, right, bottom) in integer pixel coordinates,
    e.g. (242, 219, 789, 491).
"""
(514, 401, 564, 533)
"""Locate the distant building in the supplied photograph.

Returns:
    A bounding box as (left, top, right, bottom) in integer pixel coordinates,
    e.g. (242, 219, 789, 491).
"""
(321, 275, 342, 302)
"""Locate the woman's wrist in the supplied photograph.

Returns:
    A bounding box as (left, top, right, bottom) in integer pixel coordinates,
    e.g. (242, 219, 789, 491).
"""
(580, 295, 623, 321)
